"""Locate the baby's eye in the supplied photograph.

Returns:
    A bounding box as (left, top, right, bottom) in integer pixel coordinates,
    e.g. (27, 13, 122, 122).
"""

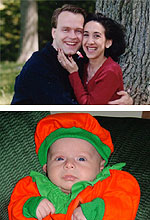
(56, 157, 64, 161)
(78, 157, 86, 161)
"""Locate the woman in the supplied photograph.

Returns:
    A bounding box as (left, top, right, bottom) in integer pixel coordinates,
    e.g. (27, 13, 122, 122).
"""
(58, 13, 126, 104)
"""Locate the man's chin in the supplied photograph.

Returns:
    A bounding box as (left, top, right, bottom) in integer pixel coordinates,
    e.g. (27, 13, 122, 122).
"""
(63, 48, 78, 56)
(65, 52, 76, 56)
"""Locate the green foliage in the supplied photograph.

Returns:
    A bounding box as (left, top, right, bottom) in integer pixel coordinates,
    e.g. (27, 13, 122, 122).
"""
(0, 0, 20, 61)
(0, 61, 23, 104)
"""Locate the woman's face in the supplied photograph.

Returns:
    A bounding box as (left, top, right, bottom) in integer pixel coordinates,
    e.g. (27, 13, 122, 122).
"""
(82, 21, 112, 59)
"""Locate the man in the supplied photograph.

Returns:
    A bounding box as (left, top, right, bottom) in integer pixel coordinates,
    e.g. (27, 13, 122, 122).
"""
(11, 4, 132, 105)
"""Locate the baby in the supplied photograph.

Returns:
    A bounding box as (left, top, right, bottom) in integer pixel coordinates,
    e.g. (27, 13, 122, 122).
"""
(8, 113, 140, 220)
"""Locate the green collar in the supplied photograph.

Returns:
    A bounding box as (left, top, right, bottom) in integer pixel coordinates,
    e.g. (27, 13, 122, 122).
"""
(30, 163, 125, 214)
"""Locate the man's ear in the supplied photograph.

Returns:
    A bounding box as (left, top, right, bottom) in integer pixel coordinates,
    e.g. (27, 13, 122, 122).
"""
(52, 28, 56, 39)
(106, 39, 112, 49)
(99, 160, 106, 172)
(43, 164, 47, 173)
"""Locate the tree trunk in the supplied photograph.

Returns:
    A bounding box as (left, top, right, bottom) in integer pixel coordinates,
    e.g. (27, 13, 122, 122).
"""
(96, 0, 150, 104)
(17, 0, 38, 64)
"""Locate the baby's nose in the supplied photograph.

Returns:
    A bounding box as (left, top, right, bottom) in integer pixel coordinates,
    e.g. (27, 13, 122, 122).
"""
(64, 158, 75, 169)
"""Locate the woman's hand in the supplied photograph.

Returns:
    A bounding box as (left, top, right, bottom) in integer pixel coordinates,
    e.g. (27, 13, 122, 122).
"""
(71, 207, 87, 220)
(36, 198, 55, 220)
(57, 49, 78, 74)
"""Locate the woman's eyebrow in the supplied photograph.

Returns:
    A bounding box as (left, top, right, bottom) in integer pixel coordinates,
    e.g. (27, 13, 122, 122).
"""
(83, 30, 101, 35)
(94, 31, 101, 34)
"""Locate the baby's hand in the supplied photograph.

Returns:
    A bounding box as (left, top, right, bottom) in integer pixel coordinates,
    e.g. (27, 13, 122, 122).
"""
(36, 198, 55, 220)
(71, 207, 87, 220)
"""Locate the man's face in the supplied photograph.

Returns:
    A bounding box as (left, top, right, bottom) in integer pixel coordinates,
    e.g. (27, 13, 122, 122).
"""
(52, 11, 84, 55)
(43, 138, 105, 194)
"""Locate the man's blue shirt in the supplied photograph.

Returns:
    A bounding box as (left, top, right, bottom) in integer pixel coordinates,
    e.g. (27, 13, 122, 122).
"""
(11, 43, 81, 105)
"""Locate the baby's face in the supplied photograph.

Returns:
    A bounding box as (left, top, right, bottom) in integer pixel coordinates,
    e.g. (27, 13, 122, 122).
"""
(44, 138, 105, 194)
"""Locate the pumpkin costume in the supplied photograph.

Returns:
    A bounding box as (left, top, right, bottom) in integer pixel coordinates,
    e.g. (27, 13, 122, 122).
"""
(8, 113, 140, 220)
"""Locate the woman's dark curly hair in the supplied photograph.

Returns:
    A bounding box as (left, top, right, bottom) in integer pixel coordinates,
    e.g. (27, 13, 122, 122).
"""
(84, 13, 126, 61)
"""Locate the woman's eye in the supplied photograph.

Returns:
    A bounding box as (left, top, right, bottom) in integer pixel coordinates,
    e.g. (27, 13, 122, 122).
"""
(56, 157, 64, 161)
(94, 34, 101, 38)
(83, 33, 89, 37)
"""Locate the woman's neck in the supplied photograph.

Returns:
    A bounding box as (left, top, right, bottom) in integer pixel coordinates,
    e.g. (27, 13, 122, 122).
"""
(87, 56, 107, 82)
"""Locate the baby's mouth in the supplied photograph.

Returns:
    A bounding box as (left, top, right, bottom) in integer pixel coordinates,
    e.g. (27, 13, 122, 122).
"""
(62, 175, 77, 181)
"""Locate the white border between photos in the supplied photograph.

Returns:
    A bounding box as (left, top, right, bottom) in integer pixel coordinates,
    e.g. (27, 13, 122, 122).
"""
(0, 105, 149, 112)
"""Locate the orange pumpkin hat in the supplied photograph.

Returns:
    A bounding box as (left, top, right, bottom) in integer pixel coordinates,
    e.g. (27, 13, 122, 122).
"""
(34, 113, 114, 166)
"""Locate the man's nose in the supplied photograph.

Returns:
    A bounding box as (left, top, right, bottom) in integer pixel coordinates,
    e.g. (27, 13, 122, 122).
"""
(64, 158, 75, 169)
(69, 30, 77, 39)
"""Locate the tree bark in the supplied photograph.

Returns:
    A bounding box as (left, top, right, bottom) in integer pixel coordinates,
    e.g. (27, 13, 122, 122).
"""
(17, 0, 38, 64)
(96, 0, 150, 104)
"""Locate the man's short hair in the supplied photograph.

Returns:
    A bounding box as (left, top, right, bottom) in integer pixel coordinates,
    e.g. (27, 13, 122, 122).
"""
(51, 4, 86, 28)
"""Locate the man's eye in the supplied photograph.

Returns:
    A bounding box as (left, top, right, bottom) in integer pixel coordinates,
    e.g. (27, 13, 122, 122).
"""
(63, 28, 68, 32)
(76, 30, 83, 34)
(56, 157, 64, 161)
